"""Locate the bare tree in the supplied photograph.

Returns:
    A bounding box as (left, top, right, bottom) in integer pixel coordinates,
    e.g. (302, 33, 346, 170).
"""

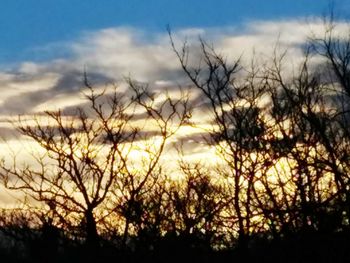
(111, 79, 192, 247)
(169, 32, 273, 249)
(0, 74, 192, 250)
(0, 85, 135, 247)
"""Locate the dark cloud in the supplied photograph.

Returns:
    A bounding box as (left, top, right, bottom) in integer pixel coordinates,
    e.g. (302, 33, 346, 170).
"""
(0, 127, 19, 140)
(0, 70, 113, 115)
(171, 131, 210, 154)
(52, 70, 112, 93)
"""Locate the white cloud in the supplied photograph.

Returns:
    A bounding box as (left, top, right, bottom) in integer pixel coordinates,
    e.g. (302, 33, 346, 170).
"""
(70, 27, 181, 83)
(0, 18, 348, 118)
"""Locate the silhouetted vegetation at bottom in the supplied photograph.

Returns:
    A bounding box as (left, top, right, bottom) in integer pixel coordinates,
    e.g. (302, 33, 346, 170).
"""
(1, 228, 350, 262)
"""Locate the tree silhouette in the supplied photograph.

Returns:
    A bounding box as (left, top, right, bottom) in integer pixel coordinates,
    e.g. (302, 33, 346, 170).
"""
(1, 89, 128, 248)
(169, 32, 274, 250)
(0, 78, 191, 252)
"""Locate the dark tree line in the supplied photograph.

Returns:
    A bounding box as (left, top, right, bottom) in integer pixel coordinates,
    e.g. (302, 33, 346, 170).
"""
(1, 18, 350, 262)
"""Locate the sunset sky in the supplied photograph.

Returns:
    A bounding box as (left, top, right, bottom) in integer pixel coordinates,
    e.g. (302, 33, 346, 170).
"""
(1, 4, 350, 261)
(0, 0, 349, 170)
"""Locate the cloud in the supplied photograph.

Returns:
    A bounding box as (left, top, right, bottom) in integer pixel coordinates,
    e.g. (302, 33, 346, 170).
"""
(0, 127, 20, 140)
(71, 27, 185, 83)
(0, 18, 347, 130)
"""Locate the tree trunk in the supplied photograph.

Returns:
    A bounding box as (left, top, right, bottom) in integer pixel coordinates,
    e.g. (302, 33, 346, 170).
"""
(85, 208, 99, 248)
(122, 218, 130, 248)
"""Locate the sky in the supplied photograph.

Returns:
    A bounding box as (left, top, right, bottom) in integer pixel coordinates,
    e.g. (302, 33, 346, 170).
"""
(0, 0, 349, 205)
(0, 0, 348, 63)
(0, 0, 348, 136)
(0, 0, 348, 128)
